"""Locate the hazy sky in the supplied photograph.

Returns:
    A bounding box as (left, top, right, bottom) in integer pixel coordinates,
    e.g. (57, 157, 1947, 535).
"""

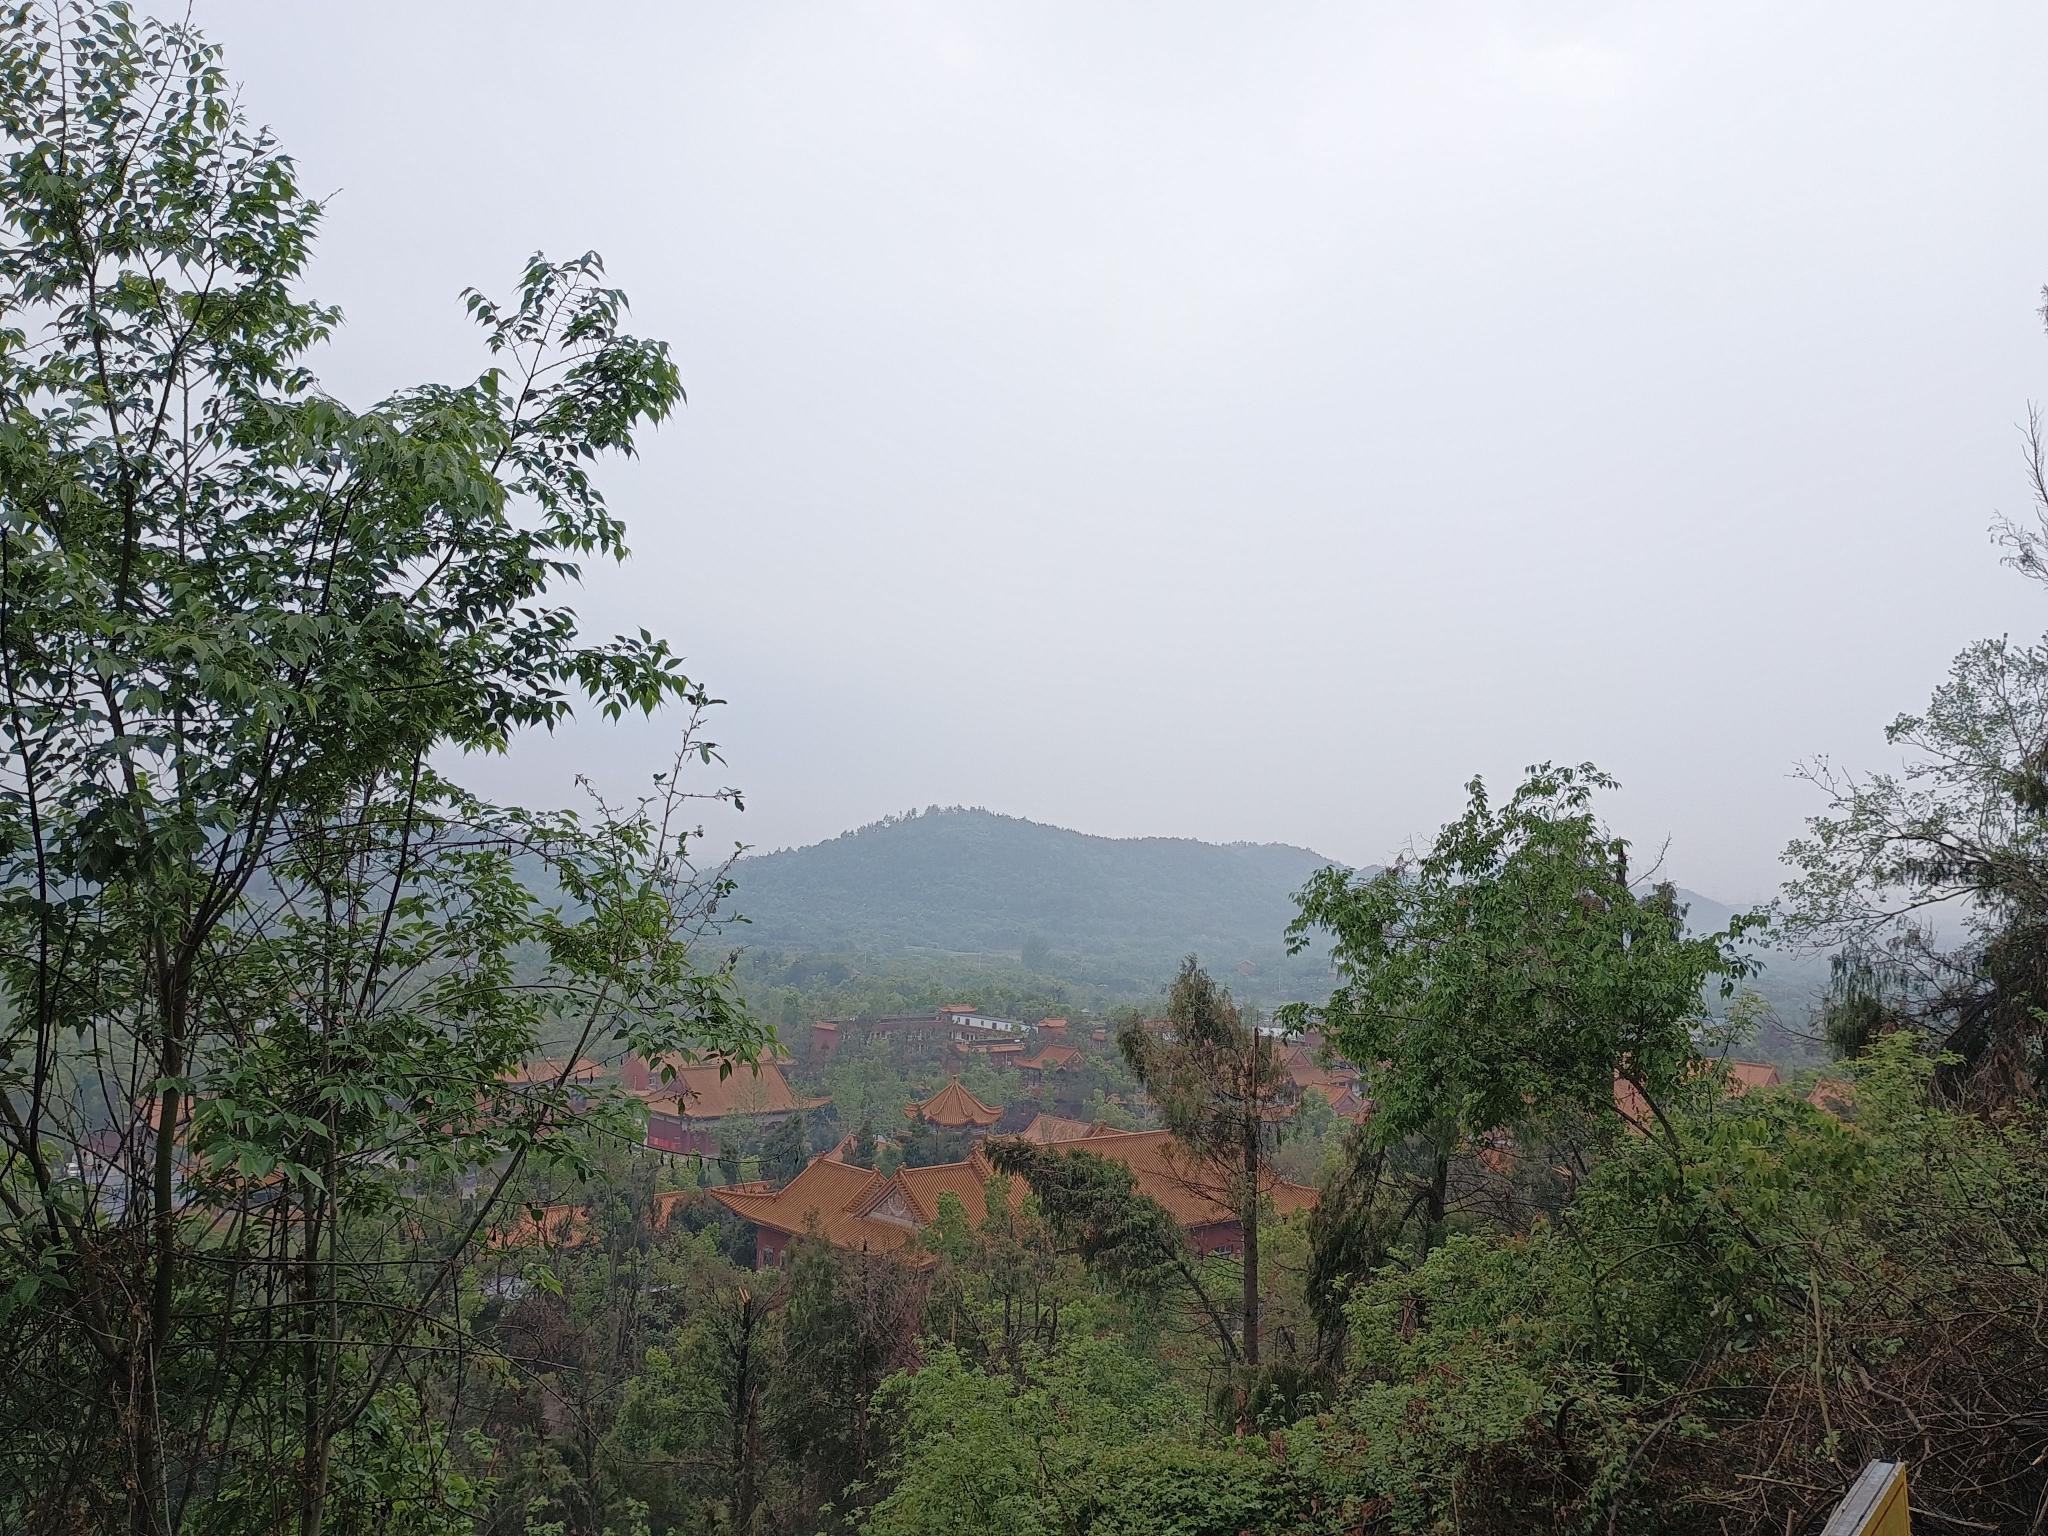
(187, 2, 2048, 902)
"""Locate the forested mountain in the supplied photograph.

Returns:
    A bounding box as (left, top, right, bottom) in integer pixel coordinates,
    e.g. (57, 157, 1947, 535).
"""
(729, 807, 1829, 1042)
(731, 807, 1346, 1003)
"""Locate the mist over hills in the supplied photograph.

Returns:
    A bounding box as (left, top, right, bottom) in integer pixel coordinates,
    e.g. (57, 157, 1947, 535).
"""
(732, 807, 1344, 1002)
(728, 807, 1830, 1049)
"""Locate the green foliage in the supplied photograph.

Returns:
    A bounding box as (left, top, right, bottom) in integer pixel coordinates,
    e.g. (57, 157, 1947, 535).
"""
(869, 1325, 1354, 1536)
(865, 1336, 1199, 1536)
(771, 1242, 921, 1523)
(988, 1138, 1253, 1373)
(0, 7, 756, 1528)
(1289, 1035, 2048, 1533)
(760, 1111, 808, 1183)
(734, 807, 1342, 1006)
(819, 1040, 912, 1134)
(608, 1284, 781, 1533)
(989, 1141, 1187, 1292)
(1120, 959, 1293, 1158)
(1120, 958, 1293, 1370)
(1287, 763, 1758, 1144)
(1782, 629, 2048, 1095)
(900, 1117, 977, 1168)
(1073, 1439, 1332, 1536)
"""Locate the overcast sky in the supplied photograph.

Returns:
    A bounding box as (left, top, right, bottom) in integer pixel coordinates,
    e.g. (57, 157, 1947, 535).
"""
(187, 2, 2048, 902)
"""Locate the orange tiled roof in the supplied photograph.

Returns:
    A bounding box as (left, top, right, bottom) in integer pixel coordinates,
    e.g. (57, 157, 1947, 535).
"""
(713, 1125, 1315, 1264)
(708, 1151, 914, 1255)
(1612, 1056, 1788, 1129)
(487, 1200, 592, 1250)
(1723, 1059, 1782, 1094)
(890, 1159, 1011, 1225)
(1051, 1129, 1316, 1228)
(1017, 1041, 1083, 1072)
(638, 1059, 826, 1121)
(500, 1057, 606, 1087)
(1281, 1035, 1362, 1098)
(905, 1079, 1003, 1128)
(1015, 1112, 1099, 1144)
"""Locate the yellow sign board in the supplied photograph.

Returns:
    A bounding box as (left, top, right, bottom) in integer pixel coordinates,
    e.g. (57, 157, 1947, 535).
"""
(1821, 1461, 1909, 1536)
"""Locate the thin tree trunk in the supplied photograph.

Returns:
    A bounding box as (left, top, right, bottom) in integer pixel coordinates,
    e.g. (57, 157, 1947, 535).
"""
(731, 1292, 760, 1534)
(1241, 1111, 1261, 1368)
(1425, 1143, 1450, 1252)
(135, 987, 186, 1536)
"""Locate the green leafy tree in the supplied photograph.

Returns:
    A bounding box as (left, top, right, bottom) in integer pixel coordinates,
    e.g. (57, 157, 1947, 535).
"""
(770, 1241, 919, 1524)
(820, 1039, 909, 1133)
(0, 8, 756, 1531)
(760, 1110, 809, 1184)
(1292, 1036, 2048, 1533)
(1285, 763, 1755, 1239)
(1118, 958, 1294, 1370)
(717, 1133, 745, 1188)
(1782, 630, 2048, 1098)
(866, 1335, 1196, 1536)
(608, 1283, 780, 1533)
(916, 1181, 1075, 1369)
(1779, 323, 2048, 1102)
(988, 1139, 1244, 1369)
(900, 1117, 975, 1168)
(1273, 1085, 1342, 1184)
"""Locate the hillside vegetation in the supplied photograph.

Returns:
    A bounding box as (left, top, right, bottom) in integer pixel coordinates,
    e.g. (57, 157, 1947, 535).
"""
(730, 807, 1829, 1056)
(732, 807, 1346, 1004)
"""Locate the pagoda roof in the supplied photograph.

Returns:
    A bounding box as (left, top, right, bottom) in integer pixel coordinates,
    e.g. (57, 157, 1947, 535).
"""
(905, 1079, 1003, 1128)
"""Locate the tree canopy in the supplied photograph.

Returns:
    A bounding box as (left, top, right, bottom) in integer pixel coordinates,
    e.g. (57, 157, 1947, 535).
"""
(1287, 762, 1759, 1145)
(0, 7, 756, 1530)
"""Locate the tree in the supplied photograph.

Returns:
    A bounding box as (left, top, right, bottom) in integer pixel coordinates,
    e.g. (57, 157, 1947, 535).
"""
(1286, 764, 1755, 1244)
(622, 1286, 774, 1536)
(988, 1138, 1245, 1370)
(1300, 1121, 1392, 1369)
(1777, 308, 2048, 1103)
(1118, 958, 1294, 1369)
(0, 8, 757, 1530)
(1285, 1038, 2048, 1535)
(900, 1116, 974, 1168)
(915, 1181, 1071, 1370)
(1274, 1086, 1343, 1184)
(866, 1336, 1193, 1536)
(609, 1282, 779, 1534)
(1782, 631, 2048, 1099)
(770, 1242, 920, 1522)
(717, 1133, 745, 1188)
(820, 1039, 907, 1133)
(760, 1110, 808, 1184)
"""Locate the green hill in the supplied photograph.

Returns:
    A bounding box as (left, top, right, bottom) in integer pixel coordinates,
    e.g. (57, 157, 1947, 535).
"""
(731, 807, 1345, 1004)
(728, 807, 1832, 1061)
